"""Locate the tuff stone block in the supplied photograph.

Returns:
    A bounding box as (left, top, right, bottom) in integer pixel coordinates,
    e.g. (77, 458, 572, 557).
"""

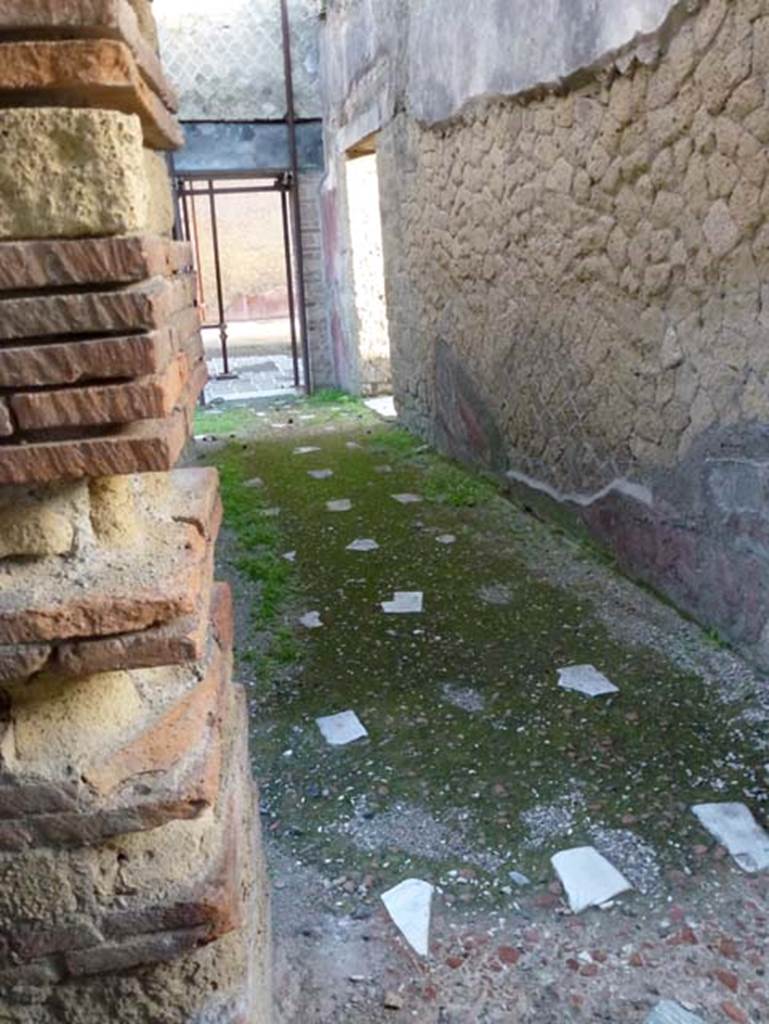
(0, 692, 253, 972)
(0, 40, 183, 148)
(0, 468, 221, 643)
(0, 776, 268, 1019)
(0, 400, 13, 438)
(0, 480, 88, 559)
(0, 504, 74, 559)
(0, 590, 233, 850)
(0, 107, 158, 240)
(143, 147, 176, 237)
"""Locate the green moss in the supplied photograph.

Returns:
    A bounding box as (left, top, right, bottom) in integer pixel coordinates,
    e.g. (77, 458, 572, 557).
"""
(368, 426, 422, 459)
(307, 388, 362, 406)
(423, 460, 498, 507)
(194, 405, 258, 437)
(201, 412, 766, 906)
(201, 443, 298, 690)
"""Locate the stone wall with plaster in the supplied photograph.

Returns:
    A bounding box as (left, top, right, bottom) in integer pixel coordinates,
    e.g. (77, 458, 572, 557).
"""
(321, 0, 769, 665)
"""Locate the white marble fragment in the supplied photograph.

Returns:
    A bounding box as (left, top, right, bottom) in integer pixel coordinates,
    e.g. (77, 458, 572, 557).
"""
(436, 534, 456, 545)
(326, 499, 352, 512)
(365, 395, 397, 420)
(282, 551, 297, 563)
(293, 446, 321, 454)
(508, 870, 531, 887)
(381, 592, 424, 614)
(692, 802, 769, 872)
(392, 493, 423, 504)
(316, 710, 368, 746)
(557, 665, 619, 697)
(551, 846, 632, 913)
(299, 611, 323, 629)
(308, 469, 334, 479)
(346, 539, 380, 552)
(645, 1001, 706, 1024)
(381, 879, 434, 956)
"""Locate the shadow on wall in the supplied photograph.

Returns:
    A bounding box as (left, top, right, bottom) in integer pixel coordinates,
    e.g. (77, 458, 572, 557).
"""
(434, 339, 506, 472)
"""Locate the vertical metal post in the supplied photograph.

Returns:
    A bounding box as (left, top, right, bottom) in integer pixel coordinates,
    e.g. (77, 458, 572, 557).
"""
(208, 179, 233, 378)
(280, 0, 312, 394)
(281, 181, 301, 388)
(189, 185, 205, 311)
(169, 154, 184, 241)
(179, 181, 192, 243)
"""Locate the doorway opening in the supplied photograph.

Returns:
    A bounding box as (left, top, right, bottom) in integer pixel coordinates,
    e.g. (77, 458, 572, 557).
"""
(345, 135, 393, 397)
(175, 173, 305, 401)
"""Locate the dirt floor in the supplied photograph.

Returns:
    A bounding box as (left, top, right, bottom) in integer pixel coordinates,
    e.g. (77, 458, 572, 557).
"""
(190, 395, 769, 1024)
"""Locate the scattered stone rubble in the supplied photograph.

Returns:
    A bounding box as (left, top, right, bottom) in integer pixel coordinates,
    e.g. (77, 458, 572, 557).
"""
(0, 3, 269, 1021)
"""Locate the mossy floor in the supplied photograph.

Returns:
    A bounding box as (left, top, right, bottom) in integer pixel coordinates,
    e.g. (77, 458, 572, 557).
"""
(193, 398, 767, 921)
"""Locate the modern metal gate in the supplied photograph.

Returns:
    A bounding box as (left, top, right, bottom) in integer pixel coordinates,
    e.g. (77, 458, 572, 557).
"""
(174, 172, 307, 389)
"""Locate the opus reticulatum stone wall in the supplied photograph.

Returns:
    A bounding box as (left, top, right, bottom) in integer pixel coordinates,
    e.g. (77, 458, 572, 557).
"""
(322, 0, 769, 666)
(0, 2, 270, 1021)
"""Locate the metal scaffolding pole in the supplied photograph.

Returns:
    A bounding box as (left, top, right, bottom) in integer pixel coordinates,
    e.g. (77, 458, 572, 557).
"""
(280, 0, 312, 394)
(281, 182, 301, 388)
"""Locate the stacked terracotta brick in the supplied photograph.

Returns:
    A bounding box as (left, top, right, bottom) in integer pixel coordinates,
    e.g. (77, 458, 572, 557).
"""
(0, 2, 270, 1021)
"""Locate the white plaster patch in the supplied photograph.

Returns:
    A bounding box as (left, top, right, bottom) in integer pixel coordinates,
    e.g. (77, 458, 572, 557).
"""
(365, 395, 397, 419)
(558, 665, 619, 697)
(692, 802, 769, 872)
(441, 683, 485, 713)
(392, 493, 423, 504)
(505, 468, 653, 509)
(551, 846, 632, 913)
(346, 538, 380, 552)
(478, 583, 512, 606)
(326, 499, 353, 512)
(645, 1002, 706, 1024)
(509, 870, 531, 887)
(381, 879, 433, 956)
(308, 469, 334, 480)
(316, 710, 369, 746)
(382, 591, 424, 614)
(299, 611, 323, 629)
